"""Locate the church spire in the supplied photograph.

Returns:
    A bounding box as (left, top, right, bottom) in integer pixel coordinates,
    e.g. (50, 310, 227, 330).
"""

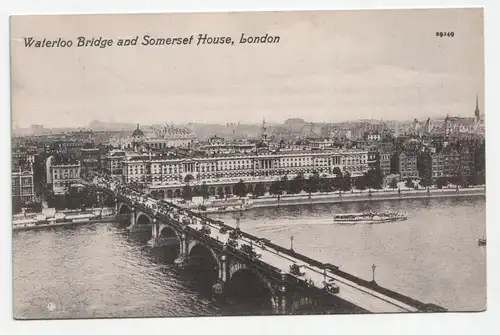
(475, 93, 481, 120)
(261, 117, 268, 142)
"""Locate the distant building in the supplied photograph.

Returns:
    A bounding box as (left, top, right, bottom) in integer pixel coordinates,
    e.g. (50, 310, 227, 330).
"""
(459, 146, 476, 177)
(112, 123, 197, 151)
(46, 155, 82, 194)
(398, 151, 419, 180)
(103, 150, 128, 177)
(308, 138, 336, 150)
(80, 147, 101, 175)
(366, 132, 381, 141)
(12, 162, 35, 204)
(367, 147, 380, 171)
(442, 95, 484, 136)
(199, 135, 256, 155)
(442, 149, 460, 177)
(12, 149, 35, 167)
(379, 150, 392, 177)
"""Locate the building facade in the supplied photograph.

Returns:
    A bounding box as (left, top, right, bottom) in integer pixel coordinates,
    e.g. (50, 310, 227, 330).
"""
(122, 149, 368, 185)
(379, 151, 392, 177)
(12, 163, 35, 204)
(113, 124, 198, 151)
(398, 152, 419, 180)
(199, 135, 256, 155)
(46, 156, 82, 194)
(103, 150, 128, 177)
(442, 150, 460, 178)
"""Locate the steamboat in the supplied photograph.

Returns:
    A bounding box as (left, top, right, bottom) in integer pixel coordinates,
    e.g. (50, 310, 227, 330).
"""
(333, 212, 407, 224)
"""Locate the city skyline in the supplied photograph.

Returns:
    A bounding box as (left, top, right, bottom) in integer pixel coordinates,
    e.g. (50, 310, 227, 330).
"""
(11, 9, 484, 128)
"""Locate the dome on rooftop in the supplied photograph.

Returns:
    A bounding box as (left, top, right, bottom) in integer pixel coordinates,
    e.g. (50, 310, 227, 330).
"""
(132, 124, 144, 137)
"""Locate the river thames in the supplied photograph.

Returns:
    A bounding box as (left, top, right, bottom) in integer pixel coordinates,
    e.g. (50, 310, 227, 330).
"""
(13, 196, 486, 319)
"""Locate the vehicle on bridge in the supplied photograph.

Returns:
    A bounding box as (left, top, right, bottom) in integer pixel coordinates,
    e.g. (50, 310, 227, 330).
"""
(200, 225, 211, 235)
(228, 228, 242, 240)
(256, 238, 269, 250)
(219, 226, 228, 234)
(322, 263, 340, 271)
(182, 217, 192, 225)
(289, 264, 305, 276)
(323, 279, 340, 294)
(240, 243, 262, 258)
(227, 239, 238, 249)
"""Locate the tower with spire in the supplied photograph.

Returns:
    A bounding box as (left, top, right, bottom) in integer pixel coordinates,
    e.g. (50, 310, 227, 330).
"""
(474, 94, 481, 121)
(261, 117, 268, 142)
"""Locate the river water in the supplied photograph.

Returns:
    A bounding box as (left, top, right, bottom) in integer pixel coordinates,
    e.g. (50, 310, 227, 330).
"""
(13, 196, 486, 319)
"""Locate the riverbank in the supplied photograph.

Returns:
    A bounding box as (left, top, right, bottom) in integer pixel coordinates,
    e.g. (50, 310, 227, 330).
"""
(251, 186, 485, 209)
(12, 216, 116, 232)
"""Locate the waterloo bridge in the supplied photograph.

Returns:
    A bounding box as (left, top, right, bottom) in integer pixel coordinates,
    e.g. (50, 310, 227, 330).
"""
(93, 181, 447, 315)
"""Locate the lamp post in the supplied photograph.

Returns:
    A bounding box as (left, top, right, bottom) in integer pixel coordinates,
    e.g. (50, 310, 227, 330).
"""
(290, 235, 294, 251)
(372, 264, 376, 283)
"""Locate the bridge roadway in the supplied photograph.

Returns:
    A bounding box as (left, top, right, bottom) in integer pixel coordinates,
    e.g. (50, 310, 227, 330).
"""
(187, 218, 418, 313)
(94, 180, 425, 314)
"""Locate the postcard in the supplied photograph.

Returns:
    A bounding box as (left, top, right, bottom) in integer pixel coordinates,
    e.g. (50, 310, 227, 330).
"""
(10, 8, 485, 319)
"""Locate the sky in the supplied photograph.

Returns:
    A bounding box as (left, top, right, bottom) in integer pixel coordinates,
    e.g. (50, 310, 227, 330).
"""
(10, 8, 484, 128)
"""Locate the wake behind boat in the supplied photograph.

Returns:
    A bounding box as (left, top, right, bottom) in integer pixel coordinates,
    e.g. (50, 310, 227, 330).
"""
(334, 212, 407, 224)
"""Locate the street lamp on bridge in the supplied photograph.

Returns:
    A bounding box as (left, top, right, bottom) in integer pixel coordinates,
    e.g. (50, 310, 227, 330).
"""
(371, 263, 376, 283)
(290, 235, 294, 252)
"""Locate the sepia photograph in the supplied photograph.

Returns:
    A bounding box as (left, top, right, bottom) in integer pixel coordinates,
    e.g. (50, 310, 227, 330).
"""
(10, 8, 485, 319)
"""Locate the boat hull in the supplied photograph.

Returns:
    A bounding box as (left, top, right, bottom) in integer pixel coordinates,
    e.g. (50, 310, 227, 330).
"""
(334, 218, 406, 224)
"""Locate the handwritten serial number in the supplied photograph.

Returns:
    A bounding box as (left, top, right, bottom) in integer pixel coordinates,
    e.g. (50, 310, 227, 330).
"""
(436, 32, 455, 38)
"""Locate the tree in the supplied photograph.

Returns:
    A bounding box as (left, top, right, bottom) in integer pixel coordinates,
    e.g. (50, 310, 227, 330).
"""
(254, 182, 266, 197)
(304, 173, 320, 195)
(281, 176, 291, 194)
(200, 182, 210, 199)
(184, 174, 194, 183)
(341, 172, 352, 191)
(289, 173, 305, 194)
(233, 180, 247, 198)
(182, 184, 193, 201)
(365, 168, 384, 190)
(435, 177, 448, 189)
(450, 175, 462, 186)
(270, 179, 284, 196)
(404, 178, 414, 189)
(246, 184, 255, 195)
(355, 177, 367, 190)
(217, 187, 225, 199)
(192, 186, 201, 197)
(420, 178, 433, 188)
(332, 167, 342, 176)
(12, 198, 23, 214)
(319, 176, 333, 192)
(389, 178, 398, 189)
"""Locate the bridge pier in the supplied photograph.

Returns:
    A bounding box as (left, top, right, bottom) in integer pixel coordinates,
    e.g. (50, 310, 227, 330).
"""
(125, 208, 136, 230)
(174, 233, 188, 269)
(211, 254, 228, 304)
(273, 273, 288, 314)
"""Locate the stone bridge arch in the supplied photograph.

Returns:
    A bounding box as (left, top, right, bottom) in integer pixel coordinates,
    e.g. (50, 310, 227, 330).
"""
(225, 259, 276, 308)
(118, 203, 132, 214)
(187, 241, 220, 288)
(158, 224, 180, 240)
(136, 212, 152, 226)
(187, 240, 220, 267)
